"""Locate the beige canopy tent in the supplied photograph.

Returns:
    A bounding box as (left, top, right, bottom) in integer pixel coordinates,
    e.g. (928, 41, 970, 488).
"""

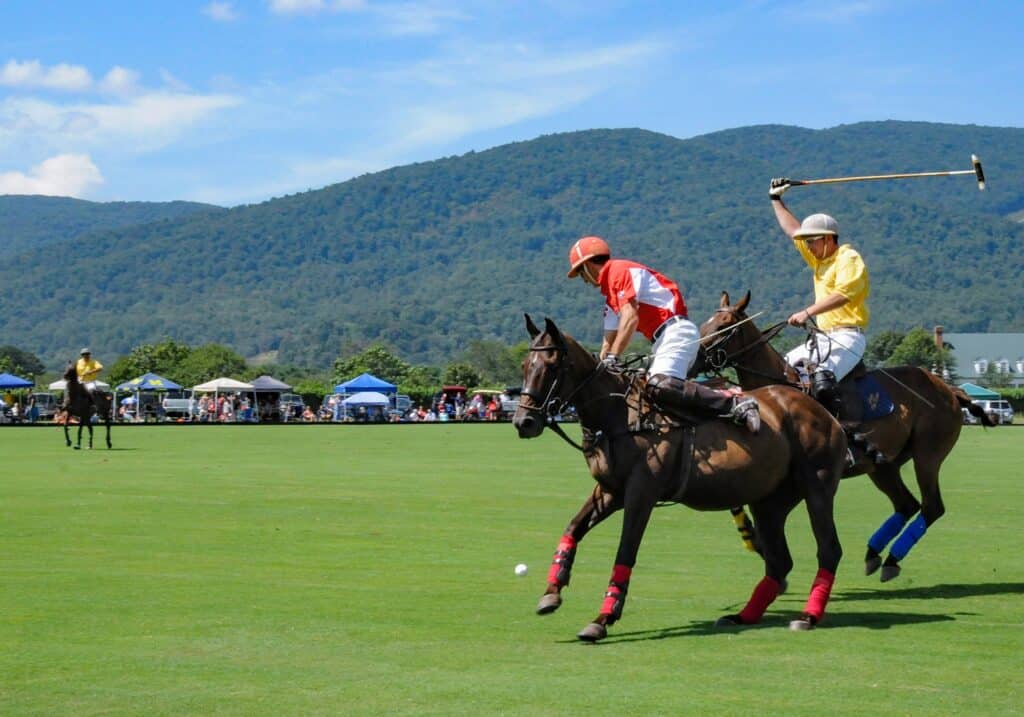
(192, 377, 257, 422)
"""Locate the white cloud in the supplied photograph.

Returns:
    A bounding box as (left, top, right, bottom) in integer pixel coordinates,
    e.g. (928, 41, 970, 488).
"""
(0, 153, 103, 197)
(203, 2, 240, 21)
(1, 59, 93, 92)
(784, 0, 882, 23)
(1, 92, 243, 154)
(100, 66, 141, 95)
(269, 0, 327, 13)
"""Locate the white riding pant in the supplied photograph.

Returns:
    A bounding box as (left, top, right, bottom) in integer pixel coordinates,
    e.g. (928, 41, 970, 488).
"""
(785, 328, 867, 382)
(648, 317, 700, 380)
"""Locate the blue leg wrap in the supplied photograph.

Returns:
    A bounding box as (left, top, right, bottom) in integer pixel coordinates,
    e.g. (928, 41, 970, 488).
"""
(868, 512, 910, 553)
(889, 514, 929, 561)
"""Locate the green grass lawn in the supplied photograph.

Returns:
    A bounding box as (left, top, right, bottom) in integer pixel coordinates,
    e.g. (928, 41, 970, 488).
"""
(2, 424, 1022, 716)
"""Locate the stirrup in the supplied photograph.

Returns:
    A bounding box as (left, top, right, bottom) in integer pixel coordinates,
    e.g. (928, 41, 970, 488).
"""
(730, 397, 760, 434)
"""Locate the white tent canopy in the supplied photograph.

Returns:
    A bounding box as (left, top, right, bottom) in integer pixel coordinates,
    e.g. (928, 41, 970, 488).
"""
(341, 391, 390, 406)
(49, 379, 110, 390)
(192, 377, 254, 392)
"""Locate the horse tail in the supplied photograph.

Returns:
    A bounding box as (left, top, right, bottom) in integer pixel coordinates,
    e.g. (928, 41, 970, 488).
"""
(952, 388, 998, 427)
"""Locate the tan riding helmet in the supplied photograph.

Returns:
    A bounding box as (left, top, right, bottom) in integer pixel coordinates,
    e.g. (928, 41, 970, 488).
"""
(567, 236, 611, 278)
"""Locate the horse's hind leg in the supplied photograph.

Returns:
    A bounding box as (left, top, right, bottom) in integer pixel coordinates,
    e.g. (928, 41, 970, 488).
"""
(537, 486, 621, 615)
(864, 463, 919, 577)
(64, 421, 72, 447)
(881, 455, 946, 582)
(716, 493, 798, 628)
(75, 423, 84, 450)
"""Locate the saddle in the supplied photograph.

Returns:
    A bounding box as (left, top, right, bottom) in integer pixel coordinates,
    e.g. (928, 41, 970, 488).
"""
(828, 362, 896, 427)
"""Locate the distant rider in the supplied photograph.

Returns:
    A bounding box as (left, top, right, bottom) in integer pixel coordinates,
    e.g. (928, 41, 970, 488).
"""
(76, 348, 104, 397)
(768, 179, 870, 410)
(567, 235, 760, 433)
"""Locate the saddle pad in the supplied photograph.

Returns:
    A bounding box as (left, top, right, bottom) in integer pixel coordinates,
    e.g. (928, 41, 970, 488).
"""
(856, 374, 895, 421)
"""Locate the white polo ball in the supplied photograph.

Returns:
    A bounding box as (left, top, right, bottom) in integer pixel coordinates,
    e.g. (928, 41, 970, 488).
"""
(514, 563, 528, 577)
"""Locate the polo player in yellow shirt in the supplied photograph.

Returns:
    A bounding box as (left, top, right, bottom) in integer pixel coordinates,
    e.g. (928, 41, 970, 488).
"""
(76, 348, 104, 397)
(768, 180, 870, 408)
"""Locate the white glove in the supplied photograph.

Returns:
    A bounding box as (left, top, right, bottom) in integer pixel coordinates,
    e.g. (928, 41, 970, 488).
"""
(769, 177, 791, 199)
(601, 353, 621, 369)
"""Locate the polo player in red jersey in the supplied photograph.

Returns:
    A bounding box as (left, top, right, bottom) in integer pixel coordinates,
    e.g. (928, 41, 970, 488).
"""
(567, 235, 760, 432)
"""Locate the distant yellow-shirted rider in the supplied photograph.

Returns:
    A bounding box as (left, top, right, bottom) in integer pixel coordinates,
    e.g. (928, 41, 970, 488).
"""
(76, 348, 104, 397)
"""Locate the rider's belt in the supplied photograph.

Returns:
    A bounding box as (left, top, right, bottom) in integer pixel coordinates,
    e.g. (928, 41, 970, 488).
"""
(652, 315, 686, 342)
(828, 326, 863, 333)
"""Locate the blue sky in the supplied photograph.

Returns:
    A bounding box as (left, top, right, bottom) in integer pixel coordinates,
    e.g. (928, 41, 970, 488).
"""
(1, 1, 1020, 206)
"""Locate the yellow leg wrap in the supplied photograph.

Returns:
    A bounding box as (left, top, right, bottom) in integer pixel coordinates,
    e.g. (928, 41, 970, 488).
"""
(730, 507, 757, 552)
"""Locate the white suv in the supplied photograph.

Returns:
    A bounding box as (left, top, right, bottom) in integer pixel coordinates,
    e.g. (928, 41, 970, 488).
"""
(973, 399, 1014, 425)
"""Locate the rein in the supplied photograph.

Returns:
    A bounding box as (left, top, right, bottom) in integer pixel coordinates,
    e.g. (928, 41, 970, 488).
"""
(702, 314, 798, 386)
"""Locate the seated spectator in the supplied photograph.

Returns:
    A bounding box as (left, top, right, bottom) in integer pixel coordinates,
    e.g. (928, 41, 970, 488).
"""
(302, 406, 317, 422)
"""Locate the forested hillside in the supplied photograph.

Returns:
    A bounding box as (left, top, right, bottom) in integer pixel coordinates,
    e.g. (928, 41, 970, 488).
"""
(0, 195, 223, 254)
(2, 121, 1023, 368)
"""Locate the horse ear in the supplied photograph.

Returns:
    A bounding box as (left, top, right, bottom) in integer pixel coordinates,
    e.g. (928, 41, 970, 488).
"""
(736, 290, 751, 313)
(525, 313, 541, 339)
(544, 317, 562, 342)
(719, 291, 730, 308)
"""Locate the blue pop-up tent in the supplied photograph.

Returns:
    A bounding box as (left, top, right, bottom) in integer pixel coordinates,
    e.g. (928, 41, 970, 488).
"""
(0, 372, 34, 389)
(334, 372, 397, 395)
(116, 372, 183, 392)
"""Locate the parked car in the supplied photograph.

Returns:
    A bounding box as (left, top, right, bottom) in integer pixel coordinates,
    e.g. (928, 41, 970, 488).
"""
(161, 390, 197, 420)
(973, 399, 1014, 425)
(31, 392, 60, 420)
(278, 393, 305, 421)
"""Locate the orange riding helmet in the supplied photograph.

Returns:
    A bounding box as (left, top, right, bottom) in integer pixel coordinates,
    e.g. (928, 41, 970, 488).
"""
(567, 236, 611, 278)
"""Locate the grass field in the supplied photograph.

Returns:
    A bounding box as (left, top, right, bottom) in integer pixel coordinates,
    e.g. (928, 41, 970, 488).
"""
(2, 423, 1022, 716)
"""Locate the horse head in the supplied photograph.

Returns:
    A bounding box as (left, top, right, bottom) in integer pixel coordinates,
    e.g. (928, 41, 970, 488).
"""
(695, 290, 756, 374)
(63, 362, 79, 384)
(515, 314, 618, 439)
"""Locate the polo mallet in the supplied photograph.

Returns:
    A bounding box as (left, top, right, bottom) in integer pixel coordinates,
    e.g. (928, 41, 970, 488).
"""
(788, 155, 986, 190)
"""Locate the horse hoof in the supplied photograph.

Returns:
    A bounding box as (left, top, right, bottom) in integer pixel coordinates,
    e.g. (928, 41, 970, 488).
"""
(73, 446, 81, 450)
(880, 564, 901, 582)
(865, 555, 882, 576)
(714, 614, 743, 628)
(577, 622, 607, 642)
(789, 617, 815, 631)
(536, 594, 562, 615)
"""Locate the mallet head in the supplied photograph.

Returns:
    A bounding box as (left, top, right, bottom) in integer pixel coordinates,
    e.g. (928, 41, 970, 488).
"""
(972, 154, 986, 190)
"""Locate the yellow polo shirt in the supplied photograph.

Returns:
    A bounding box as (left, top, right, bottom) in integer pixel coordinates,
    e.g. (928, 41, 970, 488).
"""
(76, 357, 103, 382)
(794, 241, 870, 331)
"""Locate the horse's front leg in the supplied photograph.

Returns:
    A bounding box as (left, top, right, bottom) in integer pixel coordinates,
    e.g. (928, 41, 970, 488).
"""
(537, 485, 621, 615)
(577, 489, 655, 642)
(86, 423, 94, 450)
(64, 420, 72, 448)
(75, 423, 84, 450)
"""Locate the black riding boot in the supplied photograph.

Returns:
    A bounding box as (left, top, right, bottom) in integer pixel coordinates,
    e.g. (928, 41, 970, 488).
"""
(646, 374, 760, 433)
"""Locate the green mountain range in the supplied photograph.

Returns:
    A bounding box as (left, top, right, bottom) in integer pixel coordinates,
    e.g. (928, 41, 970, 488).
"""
(2, 121, 1023, 369)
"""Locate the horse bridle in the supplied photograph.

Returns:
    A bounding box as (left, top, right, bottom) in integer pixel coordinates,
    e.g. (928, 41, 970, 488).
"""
(700, 309, 795, 385)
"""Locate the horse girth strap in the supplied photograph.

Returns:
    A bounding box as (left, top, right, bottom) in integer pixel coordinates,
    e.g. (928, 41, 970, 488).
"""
(666, 425, 697, 504)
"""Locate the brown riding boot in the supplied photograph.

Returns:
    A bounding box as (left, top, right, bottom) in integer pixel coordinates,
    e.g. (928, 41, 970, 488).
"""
(646, 374, 760, 434)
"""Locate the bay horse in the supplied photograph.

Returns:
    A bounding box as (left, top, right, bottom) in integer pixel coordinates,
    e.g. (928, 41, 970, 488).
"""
(62, 363, 113, 450)
(696, 291, 994, 582)
(512, 315, 848, 641)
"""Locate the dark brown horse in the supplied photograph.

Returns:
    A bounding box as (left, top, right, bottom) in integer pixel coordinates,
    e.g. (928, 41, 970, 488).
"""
(696, 291, 994, 582)
(62, 363, 113, 450)
(512, 315, 848, 641)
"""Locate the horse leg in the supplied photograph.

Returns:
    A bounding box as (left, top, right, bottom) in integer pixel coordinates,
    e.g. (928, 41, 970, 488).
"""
(105, 419, 112, 449)
(64, 420, 72, 447)
(716, 494, 797, 628)
(577, 492, 655, 642)
(881, 455, 946, 582)
(75, 422, 84, 450)
(729, 506, 760, 554)
(864, 464, 919, 577)
(537, 486, 621, 615)
(86, 422, 94, 449)
(790, 466, 843, 630)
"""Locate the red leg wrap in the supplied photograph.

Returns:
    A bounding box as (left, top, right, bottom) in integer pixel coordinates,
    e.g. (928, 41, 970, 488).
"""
(547, 535, 578, 586)
(803, 568, 835, 622)
(600, 564, 632, 616)
(738, 575, 782, 624)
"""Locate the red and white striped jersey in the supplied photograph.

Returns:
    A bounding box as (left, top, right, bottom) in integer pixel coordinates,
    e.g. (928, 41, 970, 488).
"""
(597, 259, 687, 340)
